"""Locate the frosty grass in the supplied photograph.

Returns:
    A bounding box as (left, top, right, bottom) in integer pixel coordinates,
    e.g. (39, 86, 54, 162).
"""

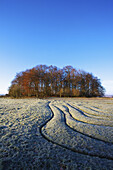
(0, 98, 113, 169)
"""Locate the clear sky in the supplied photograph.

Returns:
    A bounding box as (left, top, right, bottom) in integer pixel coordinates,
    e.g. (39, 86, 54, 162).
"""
(0, 0, 113, 95)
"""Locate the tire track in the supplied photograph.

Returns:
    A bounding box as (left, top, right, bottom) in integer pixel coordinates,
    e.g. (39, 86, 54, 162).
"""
(71, 103, 113, 118)
(39, 101, 113, 161)
(55, 104, 113, 143)
(65, 103, 113, 127)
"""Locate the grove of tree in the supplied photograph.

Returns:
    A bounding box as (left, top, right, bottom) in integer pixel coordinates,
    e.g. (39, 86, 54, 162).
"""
(9, 65, 105, 98)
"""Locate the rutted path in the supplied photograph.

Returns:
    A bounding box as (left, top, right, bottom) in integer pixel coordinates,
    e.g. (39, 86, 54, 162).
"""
(40, 101, 113, 160)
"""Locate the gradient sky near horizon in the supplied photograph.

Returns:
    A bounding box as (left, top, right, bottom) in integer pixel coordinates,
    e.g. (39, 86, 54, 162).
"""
(0, 0, 113, 95)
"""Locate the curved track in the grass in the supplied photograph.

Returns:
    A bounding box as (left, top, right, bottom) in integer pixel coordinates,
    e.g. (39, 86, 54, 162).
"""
(39, 101, 113, 161)
(54, 105, 113, 143)
(65, 103, 113, 127)
(72, 103, 113, 118)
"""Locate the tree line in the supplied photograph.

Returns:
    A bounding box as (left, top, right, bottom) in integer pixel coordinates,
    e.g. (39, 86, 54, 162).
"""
(9, 65, 105, 98)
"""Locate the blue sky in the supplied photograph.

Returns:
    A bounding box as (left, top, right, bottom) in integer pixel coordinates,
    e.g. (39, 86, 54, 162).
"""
(0, 0, 113, 95)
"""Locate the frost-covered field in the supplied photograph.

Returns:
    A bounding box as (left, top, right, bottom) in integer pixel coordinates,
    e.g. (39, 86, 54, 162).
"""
(0, 98, 113, 169)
